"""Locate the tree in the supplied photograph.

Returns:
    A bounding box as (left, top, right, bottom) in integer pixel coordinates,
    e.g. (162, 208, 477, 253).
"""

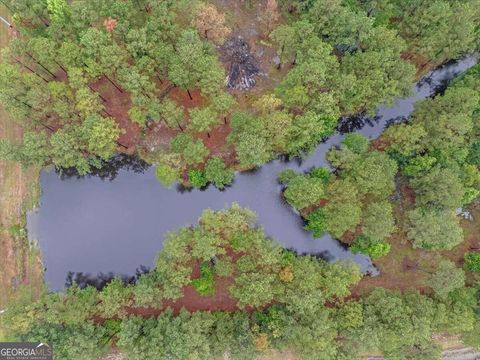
(159, 98, 184, 130)
(304, 208, 327, 238)
(286, 111, 336, 155)
(168, 30, 224, 98)
(47, 0, 70, 25)
(347, 151, 398, 198)
(427, 260, 465, 300)
(283, 175, 324, 209)
(323, 180, 361, 238)
(98, 278, 133, 318)
(342, 133, 369, 154)
(397, 0, 479, 62)
(22, 323, 108, 360)
(230, 272, 280, 309)
(356, 289, 437, 358)
(351, 235, 391, 259)
(413, 87, 477, 150)
(79, 27, 126, 90)
(275, 39, 339, 116)
(171, 133, 209, 165)
(270, 20, 316, 67)
(338, 26, 415, 114)
(155, 163, 180, 187)
(50, 126, 90, 174)
(402, 155, 437, 177)
(17, 131, 50, 166)
(81, 115, 123, 160)
(383, 123, 426, 157)
(411, 167, 465, 210)
(361, 201, 395, 240)
(189, 107, 218, 137)
(407, 209, 463, 250)
(235, 132, 271, 168)
(464, 252, 480, 273)
(205, 157, 234, 189)
(193, 3, 231, 44)
(188, 169, 208, 188)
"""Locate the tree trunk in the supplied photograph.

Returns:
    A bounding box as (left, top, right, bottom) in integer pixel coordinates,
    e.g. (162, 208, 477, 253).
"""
(16, 59, 49, 83)
(177, 122, 183, 131)
(224, 116, 227, 124)
(88, 85, 107, 102)
(207, 132, 211, 138)
(26, 53, 57, 78)
(186, 89, 193, 100)
(102, 109, 113, 117)
(40, 122, 55, 133)
(13, 96, 32, 109)
(104, 74, 123, 93)
(55, 61, 68, 74)
(116, 140, 128, 149)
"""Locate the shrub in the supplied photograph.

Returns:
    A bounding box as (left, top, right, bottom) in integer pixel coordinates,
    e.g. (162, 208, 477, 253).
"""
(214, 259, 233, 277)
(192, 263, 216, 296)
(188, 169, 208, 188)
(304, 208, 327, 238)
(277, 169, 299, 184)
(464, 252, 480, 273)
(205, 157, 234, 189)
(308, 167, 331, 183)
(155, 164, 179, 187)
(350, 235, 391, 259)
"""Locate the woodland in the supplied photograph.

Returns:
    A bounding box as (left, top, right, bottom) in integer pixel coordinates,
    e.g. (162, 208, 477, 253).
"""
(0, 0, 480, 359)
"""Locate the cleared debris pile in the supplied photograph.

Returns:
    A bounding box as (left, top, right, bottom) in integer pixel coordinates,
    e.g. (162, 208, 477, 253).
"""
(221, 36, 261, 90)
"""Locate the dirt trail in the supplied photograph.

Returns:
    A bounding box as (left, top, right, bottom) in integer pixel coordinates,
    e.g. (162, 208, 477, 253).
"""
(0, 6, 43, 309)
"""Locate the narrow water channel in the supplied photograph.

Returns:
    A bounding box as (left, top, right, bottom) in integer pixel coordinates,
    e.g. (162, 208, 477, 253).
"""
(27, 55, 478, 291)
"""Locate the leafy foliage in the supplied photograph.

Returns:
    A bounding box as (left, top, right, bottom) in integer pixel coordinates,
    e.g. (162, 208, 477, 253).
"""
(351, 235, 391, 259)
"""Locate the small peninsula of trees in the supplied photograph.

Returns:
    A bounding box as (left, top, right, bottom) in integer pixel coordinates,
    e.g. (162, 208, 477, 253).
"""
(279, 133, 397, 258)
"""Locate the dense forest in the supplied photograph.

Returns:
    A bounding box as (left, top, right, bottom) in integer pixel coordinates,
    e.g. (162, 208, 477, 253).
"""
(0, 0, 480, 359)
(280, 63, 480, 256)
(1, 205, 479, 360)
(0, 0, 479, 187)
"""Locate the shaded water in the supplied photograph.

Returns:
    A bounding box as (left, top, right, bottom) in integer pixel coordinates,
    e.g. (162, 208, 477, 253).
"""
(27, 55, 478, 291)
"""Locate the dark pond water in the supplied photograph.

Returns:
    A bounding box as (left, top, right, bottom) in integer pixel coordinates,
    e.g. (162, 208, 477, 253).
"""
(27, 55, 478, 291)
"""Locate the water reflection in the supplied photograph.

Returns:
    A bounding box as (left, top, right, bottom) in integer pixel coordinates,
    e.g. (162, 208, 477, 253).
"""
(57, 154, 150, 181)
(336, 113, 381, 134)
(65, 266, 150, 290)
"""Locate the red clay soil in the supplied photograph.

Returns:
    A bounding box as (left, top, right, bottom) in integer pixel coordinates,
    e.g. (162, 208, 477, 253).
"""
(128, 275, 239, 318)
(169, 87, 206, 110)
(127, 249, 253, 317)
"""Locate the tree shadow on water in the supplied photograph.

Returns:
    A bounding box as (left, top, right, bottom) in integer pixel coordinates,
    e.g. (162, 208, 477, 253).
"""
(57, 154, 151, 181)
(65, 265, 150, 290)
(337, 113, 380, 134)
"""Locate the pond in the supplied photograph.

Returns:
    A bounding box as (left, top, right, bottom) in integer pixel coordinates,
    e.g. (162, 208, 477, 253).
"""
(27, 55, 478, 291)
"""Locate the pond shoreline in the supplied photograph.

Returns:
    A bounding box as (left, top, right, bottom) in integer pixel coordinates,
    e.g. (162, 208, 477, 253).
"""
(28, 54, 479, 291)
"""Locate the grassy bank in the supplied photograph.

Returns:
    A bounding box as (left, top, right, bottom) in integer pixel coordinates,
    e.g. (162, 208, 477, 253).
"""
(0, 5, 44, 313)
